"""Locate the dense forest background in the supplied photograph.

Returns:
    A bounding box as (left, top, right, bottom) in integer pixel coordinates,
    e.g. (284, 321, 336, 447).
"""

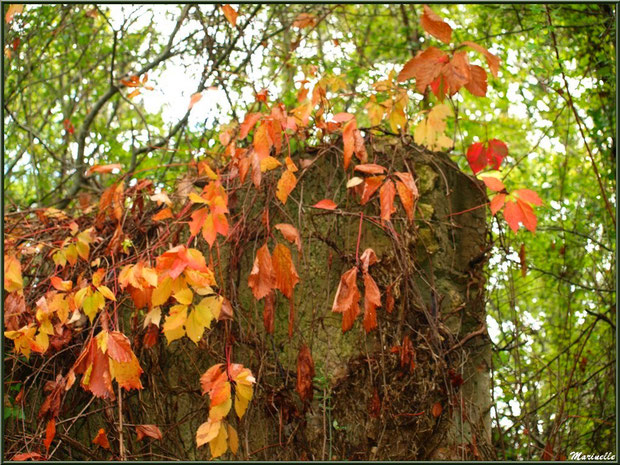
(3, 2, 616, 461)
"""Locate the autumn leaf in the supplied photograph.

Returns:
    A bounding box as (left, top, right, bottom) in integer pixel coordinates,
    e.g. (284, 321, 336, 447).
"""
(4, 254, 23, 292)
(360, 176, 385, 205)
(44, 419, 56, 452)
(397, 46, 448, 92)
(93, 428, 110, 449)
(461, 41, 500, 77)
(420, 4, 452, 44)
(342, 118, 356, 169)
(394, 172, 418, 221)
(221, 5, 238, 27)
(414, 103, 453, 151)
(490, 193, 506, 216)
(332, 267, 361, 333)
(431, 402, 443, 418)
(50, 276, 72, 292)
(478, 172, 505, 192)
(5, 4, 23, 23)
(153, 207, 173, 221)
(380, 179, 396, 223)
(354, 163, 386, 175)
(188, 92, 202, 110)
(312, 199, 337, 210)
(464, 65, 488, 97)
(276, 169, 298, 204)
(274, 223, 302, 253)
(86, 163, 122, 176)
(136, 424, 163, 441)
(248, 244, 275, 300)
(238, 112, 262, 140)
(293, 12, 317, 28)
(296, 345, 315, 402)
(271, 243, 300, 299)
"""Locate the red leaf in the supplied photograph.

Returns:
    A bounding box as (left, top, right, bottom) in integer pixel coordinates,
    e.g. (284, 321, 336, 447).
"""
(296, 345, 315, 402)
(312, 199, 337, 210)
(136, 424, 163, 441)
(11, 452, 45, 461)
(359, 248, 377, 273)
(503, 200, 521, 233)
(431, 402, 443, 418)
(385, 284, 395, 314)
(93, 428, 110, 449)
(420, 4, 452, 44)
(517, 198, 538, 232)
(397, 47, 449, 93)
(379, 180, 396, 223)
(464, 65, 487, 97)
(189, 208, 208, 237)
(44, 419, 56, 452)
(248, 244, 275, 300)
(486, 139, 508, 170)
(253, 121, 272, 160)
(332, 112, 354, 123)
(368, 388, 381, 418)
(466, 142, 487, 175)
(362, 272, 381, 333)
(354, 163, 386, 175)
(395, 181, 415, 221)
(271, 243, 300, 299)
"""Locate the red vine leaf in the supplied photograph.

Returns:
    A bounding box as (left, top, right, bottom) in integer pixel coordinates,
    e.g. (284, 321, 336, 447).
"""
(221, 4, 238, 27)
(379, 179, 397, 223)
(93, 428, 110, 449)
(271, 243, 300, 300)
(274, 223, 302, 253)
(332, 267, 361, 333)
(136, 424, 163, 441)
(312, 199, 337, 210)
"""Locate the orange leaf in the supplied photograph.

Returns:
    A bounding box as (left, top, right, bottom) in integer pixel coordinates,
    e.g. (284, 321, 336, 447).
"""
(513, 189, 542, 206)
(312, 199, 337, 210)
(380, 180, 396, 223)
(276, 169, 298, 205)
(395, 180, 415, 221)
(152, 207, 173, 221)
(5, 5, 23, 24)
(239, 113, 262, 140)
(479, 175, 505, 192)
(420, 4, 452, 44)
(431, 401, 443, 417)
(332, 267, 361, 333)
(188, 92, 202, 110)
(342, 118, 356, 170)
(127, 89, 141, 99)
(397, 46, 448, 92)
(253, 121, 272, 160)
(464, 65, 487, 97)
(44, 419, 56, 452)
(293, 12, 316, 28)
(221, 4, 238, 27)
(441, 51, 471, 95)
(86, 163, 122, 176)
(248, 244, 275, 300)
(490, 193, 506, 216)
(106, 331, 133, 363)
(461, 41, 500, 77)
(136, 424, 163, 441)
(263, 291, 275, 334)
(296, 345, 315, 402)
(50, 276, 72, 292)
(93, 428, 110, 449)
(354, 163, 386, 175)
(274, 223, 302, 253)
(360, 176, 385, 205)
(271, 243, 300, 299)
(362, 272, 381, 333)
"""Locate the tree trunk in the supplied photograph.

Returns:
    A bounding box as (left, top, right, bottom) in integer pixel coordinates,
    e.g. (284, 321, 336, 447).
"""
(35, 137, 492, 460)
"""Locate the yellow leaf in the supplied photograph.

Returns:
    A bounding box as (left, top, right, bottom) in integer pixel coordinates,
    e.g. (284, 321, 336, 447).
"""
(143, 307, 162, 328)
(65, 244, 78, 265)
(141, 267, 158, 288)
(162, 305, 187, 344)
(152, 277, 173, 307)
(96, 330, 109, 354)
(3, 254, 23, 292)
(227, 424, 239, 455)
(414, 104, 453, 151)
(260, 156, 281, 172)
(173, 287, 193, 305)
(209, 397, 232, 421)
(196, 295, 222, 320)
(234, 394, 249, 419)
(109, 353, 143, 390)
(185, 308, 206, 344)
(196, 419, 221, 448)
(74, 286, 90, 308)
(76, 238, 90, 260)
(189, 192, 208, 204)
(53, 250, 67, 268)
(97, 285, 116, 301)
(276, 169, 297, 204)
(209, 422, 229, 458)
